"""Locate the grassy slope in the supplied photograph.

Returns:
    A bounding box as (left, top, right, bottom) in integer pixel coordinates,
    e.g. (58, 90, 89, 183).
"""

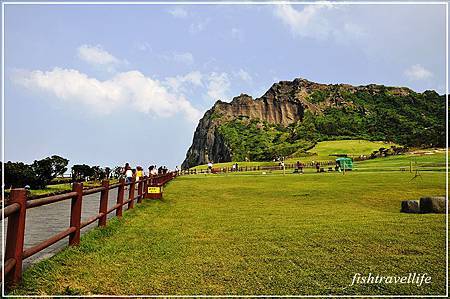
(355, 152, 446, 172)
(306, 140, 397, 156)
(13, 155, 446, 295)
(192, 140, 400, 170)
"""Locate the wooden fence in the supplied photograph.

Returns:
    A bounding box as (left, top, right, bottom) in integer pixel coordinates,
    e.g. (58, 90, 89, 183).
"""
(181, 160, 338, 175)
(1, 172, 177, 288)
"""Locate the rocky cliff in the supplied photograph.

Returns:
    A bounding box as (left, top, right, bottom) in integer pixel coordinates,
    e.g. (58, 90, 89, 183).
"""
(181, 78, 445, 169)
(182, 92, 305, 168)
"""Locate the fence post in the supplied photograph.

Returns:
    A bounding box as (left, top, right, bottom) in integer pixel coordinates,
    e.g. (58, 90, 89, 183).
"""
(142, 177, 150, 198)
(69, 182, 83, 246)
(128, 178, 136, 209)
(5, 189, 27, 286)
(143, 177, 149, 198)
(98, 180, 109, 227)
(137, 178, 144, 204)
(116, 178, 125, 218)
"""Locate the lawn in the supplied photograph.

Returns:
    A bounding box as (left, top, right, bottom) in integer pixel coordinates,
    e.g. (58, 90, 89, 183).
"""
(303, 139, 397, 157)
(12, 159, 446, 296)
(192, 140, 401, 170)
(355, 151, 446, 172)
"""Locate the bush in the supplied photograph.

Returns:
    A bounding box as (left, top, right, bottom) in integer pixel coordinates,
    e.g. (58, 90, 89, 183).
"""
(71, 165, 111, 181)
(2, 155, 69, 189)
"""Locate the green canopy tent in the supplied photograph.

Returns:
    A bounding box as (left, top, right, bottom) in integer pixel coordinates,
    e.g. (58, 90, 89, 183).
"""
(336, 157, 353, 171)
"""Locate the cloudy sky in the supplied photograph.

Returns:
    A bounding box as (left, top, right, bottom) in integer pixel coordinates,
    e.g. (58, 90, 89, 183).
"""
(3, 2, 447, 169)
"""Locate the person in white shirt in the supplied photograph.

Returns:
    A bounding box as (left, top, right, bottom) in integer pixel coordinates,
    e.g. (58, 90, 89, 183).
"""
(125, 164, 133, 184)
(151, 167, 157, 176)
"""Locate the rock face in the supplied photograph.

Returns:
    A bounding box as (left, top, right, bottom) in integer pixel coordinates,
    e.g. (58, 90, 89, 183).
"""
(181, 77, 445, 169)
(400, 197, 446, 214)
(401, 200, 420, 213)
(181, 93, 305, 168)
(182, 79, 320, 168)
(419, 196, 446, 214)
(214, 94, 305, 126)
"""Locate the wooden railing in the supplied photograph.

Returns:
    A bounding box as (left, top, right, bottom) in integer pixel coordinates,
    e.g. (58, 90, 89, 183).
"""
(1, 172, 177, 288)
(181, 160, 338, 175)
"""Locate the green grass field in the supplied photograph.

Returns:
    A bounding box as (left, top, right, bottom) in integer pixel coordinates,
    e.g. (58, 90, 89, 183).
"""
(16, 180, 120, 197)
(295, 139, 397, 157)
(12, 153, 447, 296)
(192, 140, 399, 170)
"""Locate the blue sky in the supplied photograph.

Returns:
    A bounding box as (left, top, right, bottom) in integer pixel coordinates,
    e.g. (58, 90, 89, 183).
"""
(3, 2, 447, 170)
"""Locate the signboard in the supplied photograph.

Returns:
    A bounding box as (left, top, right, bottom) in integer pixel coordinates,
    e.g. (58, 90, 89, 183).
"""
(148, 186, 162, 194)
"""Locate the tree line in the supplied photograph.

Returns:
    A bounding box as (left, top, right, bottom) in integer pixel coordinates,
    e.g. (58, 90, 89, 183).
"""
(2, 155, 124, 189)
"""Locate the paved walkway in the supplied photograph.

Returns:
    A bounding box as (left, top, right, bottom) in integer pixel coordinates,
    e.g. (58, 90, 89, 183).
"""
(20, 188, 126, 269)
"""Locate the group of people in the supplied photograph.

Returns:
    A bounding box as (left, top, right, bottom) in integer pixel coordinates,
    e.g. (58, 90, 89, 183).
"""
(292, 160, 342, 174)
(123, 163, 144, 183)
(148, 165, 169, 175)
(122, 163, 176, 184)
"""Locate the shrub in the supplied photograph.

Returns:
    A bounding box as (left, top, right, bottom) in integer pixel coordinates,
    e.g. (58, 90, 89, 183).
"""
(3, 155, 69, 189)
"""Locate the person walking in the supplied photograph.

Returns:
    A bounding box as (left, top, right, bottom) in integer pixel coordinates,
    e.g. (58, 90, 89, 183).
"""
(123, 163, 129, 178)
(151, 166, 157, 176)
(136, 166, 143, 182)
(148, 165, 153, 176)
(125, 164, 133, 184)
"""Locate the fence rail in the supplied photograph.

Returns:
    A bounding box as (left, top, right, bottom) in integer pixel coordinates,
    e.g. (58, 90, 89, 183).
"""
(1, 172, 177, 288)
(181, 160, 340, 175)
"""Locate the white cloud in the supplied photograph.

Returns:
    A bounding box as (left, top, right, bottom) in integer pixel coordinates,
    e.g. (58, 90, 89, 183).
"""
(274, 3, 365, 43)
(235, 69, 252, 83)
(274, 3, 335, 40)
(183, 71, 203, 86)
(404, 64, 433, 81)
(168, 7, 188, 18)
(165, 71, 203, 93)
(206, 72, 231, 102)
(12, 68, 202, 123)
(77, 44, 121, 66)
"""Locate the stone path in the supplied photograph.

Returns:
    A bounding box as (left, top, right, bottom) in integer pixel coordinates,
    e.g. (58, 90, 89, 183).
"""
(6, 188, 133, 270)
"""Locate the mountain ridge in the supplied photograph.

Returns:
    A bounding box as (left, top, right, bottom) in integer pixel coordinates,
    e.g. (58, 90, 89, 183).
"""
(181, 78, 445, 169)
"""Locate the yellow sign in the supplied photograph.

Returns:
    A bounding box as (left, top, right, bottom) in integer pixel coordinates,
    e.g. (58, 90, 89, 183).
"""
(148, 186, 162, 194)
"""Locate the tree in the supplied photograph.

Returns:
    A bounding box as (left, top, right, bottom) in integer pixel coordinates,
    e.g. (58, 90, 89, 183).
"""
(50, 155, 69, 177)
(113, 166, 123, 179)
(71, 164, 94, 182)
(91, 166, 106, 181)
(4, 161, 36, 188)
(3, 155, 69, 189)
(30, 155, 69, 189)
